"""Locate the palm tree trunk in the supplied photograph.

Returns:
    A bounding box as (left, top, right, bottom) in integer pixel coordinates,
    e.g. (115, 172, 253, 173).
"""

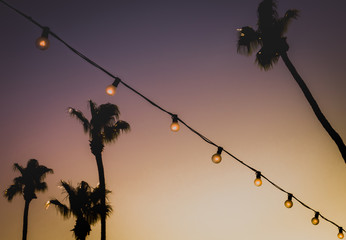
(281, 52, 346, 163)
(22, 200, 30, 240)
(95, 152, 106, 240)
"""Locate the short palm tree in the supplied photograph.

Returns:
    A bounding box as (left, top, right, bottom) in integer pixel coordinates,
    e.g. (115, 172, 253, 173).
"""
(237, 0, 346, 163)
(47, 181, 111, 240)
(3, 159, 53, 240)
(68, 100, 130, 240)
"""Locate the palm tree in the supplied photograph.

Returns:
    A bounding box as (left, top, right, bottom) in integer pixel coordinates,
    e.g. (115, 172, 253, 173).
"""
(3, 159, 53, 240)
(237, 0, 346, 163)
(47, 181, 112, 240)
(68, 100, 130, 240)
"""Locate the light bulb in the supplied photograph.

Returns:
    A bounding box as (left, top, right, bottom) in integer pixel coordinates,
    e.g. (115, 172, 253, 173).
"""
(311, 212, 319, 225)
(170, 122, 180, 132)
(212, 147, 223, 164)
(254, 171, 262, 187)
(170, 115, 180, 132)
(106, 77, 121, 96)
(338, 228, 344, 239)
(36, 37, 49, 50)
(212, 153, 221, 163)
(284, 194, 293, 208)
(106, 85, 116, 95)
(36, 27, 50, 50)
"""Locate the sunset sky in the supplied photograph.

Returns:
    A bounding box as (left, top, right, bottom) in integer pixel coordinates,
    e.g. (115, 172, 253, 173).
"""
(1, 1, 346, 239)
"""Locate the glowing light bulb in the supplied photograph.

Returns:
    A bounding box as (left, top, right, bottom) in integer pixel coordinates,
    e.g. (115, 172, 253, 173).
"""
(254, 171, 262, 187)
(240, 33, 245, 37)
(106, 77, 121, 96)
(212, 147, 223, 164)
(170, 115, 179, 132)
(338, 228, 344, 239)
(36, 27, 50, 50)
(68, 107, 73, 113)
(284, 194, 293, 208)
(106, 85, 116, 95)
(311, 212, 320, 225)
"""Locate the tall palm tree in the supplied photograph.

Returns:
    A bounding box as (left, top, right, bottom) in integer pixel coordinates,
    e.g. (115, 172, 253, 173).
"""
(47, 181, 112, 240)
(3, 159, 53, 240)
(237, 0, 346, 163)
(68, 100, 130, 240)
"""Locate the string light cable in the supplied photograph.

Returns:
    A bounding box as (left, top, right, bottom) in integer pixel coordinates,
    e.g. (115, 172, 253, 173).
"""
(0, 0, 344, 237)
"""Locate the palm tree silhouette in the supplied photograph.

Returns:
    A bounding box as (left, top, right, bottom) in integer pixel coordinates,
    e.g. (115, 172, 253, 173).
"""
(68, 100, 130, 240)
(47, 181, 111, 240)
(3, 159, 53, 240)
(237, 0, 346, 163)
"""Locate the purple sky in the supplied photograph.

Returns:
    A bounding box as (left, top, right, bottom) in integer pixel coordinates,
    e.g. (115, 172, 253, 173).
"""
(1, 1, 346, 240)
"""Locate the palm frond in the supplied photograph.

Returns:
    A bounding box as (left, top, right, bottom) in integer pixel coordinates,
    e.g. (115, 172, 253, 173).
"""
(13, 163, 24, 175)
(237, 26, 261, 55)
(36, 165, 54, 179)
(103, 120, 130, 143)
(255, 48, 280, 70)
(257, 0, 278, 32)
(88, 100, 97, 119)
(49, 199, 71, 219)
(98, 103, 120, 125)
(4, 183, 23, 201)
(35, 181, 48, 192)
(279, 9, 299, 34)
(68, 107, 90, 133)
(60, 181, 77, 199)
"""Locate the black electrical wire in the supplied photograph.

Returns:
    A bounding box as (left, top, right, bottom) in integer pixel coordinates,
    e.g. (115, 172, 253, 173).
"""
(0, 0, 344, 234)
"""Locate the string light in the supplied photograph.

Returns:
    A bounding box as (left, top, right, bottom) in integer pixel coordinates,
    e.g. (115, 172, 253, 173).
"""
(284, 193, 293, 208)
(254, 171, 262, 187)
(211, 147, 223, 164)
(311, 212, 320, 225)
(338, 227, 344, 239)
(35, 27, 50, 50)
(170, 114, 180, 132)
(1, 1, 344, 237)
(106, 77, 121, 96)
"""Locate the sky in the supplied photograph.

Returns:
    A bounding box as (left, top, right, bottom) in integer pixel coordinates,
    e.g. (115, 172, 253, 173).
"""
(0, 0, 346, 239)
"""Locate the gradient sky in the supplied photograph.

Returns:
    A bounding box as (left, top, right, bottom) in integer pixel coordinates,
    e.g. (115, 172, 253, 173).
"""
(1, 1, 346, 240)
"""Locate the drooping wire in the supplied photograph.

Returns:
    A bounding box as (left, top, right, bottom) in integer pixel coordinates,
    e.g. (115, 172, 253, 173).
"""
(0, 0, 344, 234)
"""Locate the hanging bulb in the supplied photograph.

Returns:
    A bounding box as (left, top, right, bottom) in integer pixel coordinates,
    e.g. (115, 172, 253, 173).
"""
(36, 27, 50, 50)
(212, 147, 223, 164)
(170, 115, 180, 132)
(106, 77, 121, 96)
(311, 212, 320, 225)
(338, 227, 344, 239)
(254, 171, 262, 187)
(284, 193, 293, 208)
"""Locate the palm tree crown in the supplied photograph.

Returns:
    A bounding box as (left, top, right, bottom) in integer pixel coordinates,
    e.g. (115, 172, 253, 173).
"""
(47, 181, 111, 240)
(68, 100, 130, 155)
(4, 159, 53, 240)
(237, 0, 298, 69)
(237, 0, 346, 162)
(4, 159, 53, 202)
